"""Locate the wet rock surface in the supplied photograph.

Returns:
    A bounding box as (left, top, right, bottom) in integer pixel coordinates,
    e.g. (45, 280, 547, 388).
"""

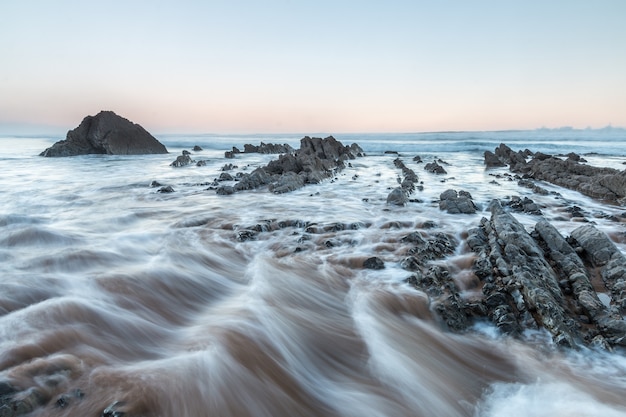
(439, 189, 477, 214)
(386, 157, 422, 205)
(461, 202, 626, 348)
(242, 142, 295, 154)
(40, 111, 168, 157)
(487, 143, 626, 203)
(424, 160, 447, 174)
(220, 136, 364, 194)
(170, 150, 194, 167)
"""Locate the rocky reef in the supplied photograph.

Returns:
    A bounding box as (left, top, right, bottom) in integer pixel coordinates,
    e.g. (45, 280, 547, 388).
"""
(461, 201, 626, 349)
(40, 111, 168, 157)
(215, 136, 364, 195)
(486, 143, 626, 203)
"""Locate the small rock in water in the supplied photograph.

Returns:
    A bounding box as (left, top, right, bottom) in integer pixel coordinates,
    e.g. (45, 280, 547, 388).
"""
(170, 152, 194, 167)
(439, 189, 477, 214)
(218, 172, 234, 181)
(386, 187, 408, 206)
(157, 186, 175, 193)
(193, 145, 203, 151)
(216, 186, 235, 195)
(363, 257, 385, 270)
(424, 161, 447, 174)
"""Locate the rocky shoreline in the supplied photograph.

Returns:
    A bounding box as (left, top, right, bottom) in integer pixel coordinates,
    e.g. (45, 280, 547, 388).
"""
(200, 140, 626, 350)
(171, 139, 626, 350)
(219, 199, 626, 350)
(12, 137, 626, 416)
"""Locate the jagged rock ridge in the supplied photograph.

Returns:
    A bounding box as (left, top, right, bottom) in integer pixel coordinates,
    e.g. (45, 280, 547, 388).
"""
(217, 136, 364, 194)
(485, 143, 626, 204)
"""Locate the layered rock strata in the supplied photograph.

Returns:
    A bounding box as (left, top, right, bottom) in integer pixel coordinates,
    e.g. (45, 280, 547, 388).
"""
(463, 202, 626, 348)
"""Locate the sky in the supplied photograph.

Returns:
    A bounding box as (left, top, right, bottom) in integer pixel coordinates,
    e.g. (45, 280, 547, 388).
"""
(1, 0, 625, 134)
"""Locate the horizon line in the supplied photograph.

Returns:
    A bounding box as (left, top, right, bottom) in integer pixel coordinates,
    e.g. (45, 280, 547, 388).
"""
(1, 125, 625, 138)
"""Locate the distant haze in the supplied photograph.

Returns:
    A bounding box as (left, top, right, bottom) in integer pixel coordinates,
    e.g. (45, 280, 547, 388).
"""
(1, 1, 625, 134)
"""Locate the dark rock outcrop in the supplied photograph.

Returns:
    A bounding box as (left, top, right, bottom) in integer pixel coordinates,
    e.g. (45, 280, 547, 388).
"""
(570, 225, 626, 313)
(424, 161, 447, 174)
(406, 266, 469, 331)
(40, 111, 167, 157)
(460, 202, 626, 348)
(243, 142, 295, 154)
(439, 189, 477, 214)
(170, 151, 194, 167)
(268, 172, 306, 194)
(471, 202, 579, 347)
(484, 150, 506, 168)
(224, 136, 363, 195)
(386, 158, 422, 205)
(393, 158, 420, 193)
(363, 257, 385, 269)
(386, 187, 408, 206)
(503, 196, 542, 215)
(486, 143, 626, 203)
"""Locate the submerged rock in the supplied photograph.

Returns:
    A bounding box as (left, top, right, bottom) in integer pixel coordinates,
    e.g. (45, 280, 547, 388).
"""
(40, 111, 167, 157)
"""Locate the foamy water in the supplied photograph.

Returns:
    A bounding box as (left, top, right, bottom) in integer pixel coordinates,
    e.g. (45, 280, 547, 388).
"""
(1, 131, 626, 416)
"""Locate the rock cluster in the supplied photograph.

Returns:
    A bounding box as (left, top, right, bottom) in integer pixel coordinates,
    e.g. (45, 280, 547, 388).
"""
(40, 111, 168, 157)
(439, 189, 477, 214)
(486, 143, 626, 203)
(217, 136, 364, 195)
(170, 150, 194, 167)
(424, 160, 447, 174)
(459, 201, 626, 348)
(390, 199, 626, 349)
(242, 142, 295, 154)
(386, 158, 421, 205)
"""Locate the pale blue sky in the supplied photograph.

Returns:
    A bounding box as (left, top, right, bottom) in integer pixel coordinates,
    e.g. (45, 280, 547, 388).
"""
(1, 0, 625, 133)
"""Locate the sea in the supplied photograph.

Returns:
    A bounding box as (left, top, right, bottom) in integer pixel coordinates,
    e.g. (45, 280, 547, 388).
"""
(1, 129, 626, 417)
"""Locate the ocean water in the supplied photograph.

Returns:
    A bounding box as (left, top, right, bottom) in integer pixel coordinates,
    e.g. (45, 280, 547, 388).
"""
(0, 130, 626, 416)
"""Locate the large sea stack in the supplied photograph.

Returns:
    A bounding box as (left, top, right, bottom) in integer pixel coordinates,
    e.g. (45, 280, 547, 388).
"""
(40, 111, 168, 157)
